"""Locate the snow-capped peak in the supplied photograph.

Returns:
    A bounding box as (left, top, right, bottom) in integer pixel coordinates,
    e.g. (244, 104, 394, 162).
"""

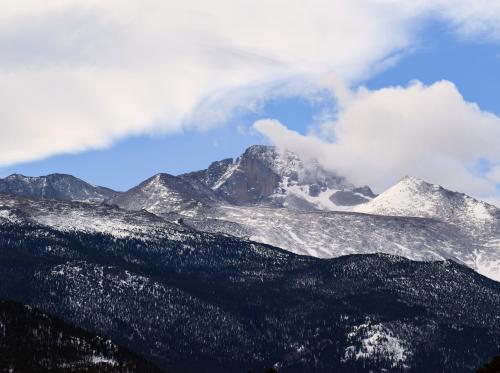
(5, 173, 34, 180)
(399, 175, 425, 184)
(355, 176, 499, 228)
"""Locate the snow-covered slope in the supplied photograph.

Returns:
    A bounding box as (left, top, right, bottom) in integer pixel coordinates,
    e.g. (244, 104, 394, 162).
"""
(184, 204, 500, 281)
(355, 176, 500, 230)
(0, 173, 119, 203)
(177, 175, 500, 281)
(0, 193, 182, 239)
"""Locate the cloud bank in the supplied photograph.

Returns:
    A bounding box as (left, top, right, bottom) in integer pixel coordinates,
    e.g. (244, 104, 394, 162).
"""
(254, 80, 500, 205)
(1, 1, 500, 167)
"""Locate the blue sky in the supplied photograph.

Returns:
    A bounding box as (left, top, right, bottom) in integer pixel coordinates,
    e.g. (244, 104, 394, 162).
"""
(1, 2, 500, 203)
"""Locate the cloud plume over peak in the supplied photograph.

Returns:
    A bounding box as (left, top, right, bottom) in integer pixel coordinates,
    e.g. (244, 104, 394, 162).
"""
(254, 80, 500, 205)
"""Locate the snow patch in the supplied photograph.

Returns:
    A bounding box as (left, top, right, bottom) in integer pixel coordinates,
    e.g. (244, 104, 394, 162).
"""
(475, 243, 500, 282)
(343, 322, 411, 368)
(213, 161, 240, 190)
(88, 356, 118, 366)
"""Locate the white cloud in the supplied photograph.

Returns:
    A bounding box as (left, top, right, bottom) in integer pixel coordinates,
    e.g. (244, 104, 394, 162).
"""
(487, 166, 500, 184)
(434, 0, 500, 41)
(254, 80, 500, 205)
(1, 1, 500, 166)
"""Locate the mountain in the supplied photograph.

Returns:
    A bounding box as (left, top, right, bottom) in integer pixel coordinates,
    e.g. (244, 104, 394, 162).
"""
(105, 145, 375, 216)
(178, 174, 500, 282)
(109, 173, 220, 216)
(186, 204, 476, 260)
(182, 145, 376, 211)
(181, 154, 500, 282)
(0, 197, 499, 372)
(1, 146, 498, 281)
(3, 192, 477, 270)
(184, 203, 500, 281)
(355, 176, 500, 229)
(0, 147, 498, 280)
(1, 145, 499, 371)
(0, 173, 119, 203)
(0, 193, 176, 238)
(0, 145, 376, 213)
(0, 299, 161, 372)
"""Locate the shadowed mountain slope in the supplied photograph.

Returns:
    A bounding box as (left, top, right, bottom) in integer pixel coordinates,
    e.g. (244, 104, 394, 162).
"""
(0, 299, 161, 372)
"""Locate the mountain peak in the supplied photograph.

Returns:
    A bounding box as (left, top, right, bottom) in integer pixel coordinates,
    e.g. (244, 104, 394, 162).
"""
(151, 172, 177, 183)
(5, 173, 40, 181)
(242, 144, 276, 156)
(180, 144, 371, 209)
(6, 172, 76, 179)
(356, 176, 499, 228)
(398, 175, 438, 188)
(400, 175, 424, 184)
(110, 171, 218, 215)
(0, 173, 119, 202)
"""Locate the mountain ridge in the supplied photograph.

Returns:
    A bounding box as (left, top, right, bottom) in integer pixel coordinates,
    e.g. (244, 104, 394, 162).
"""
(355, 175, 500, 229)
(4, 147, 497, 219)
(0, 173, 120, 203)
(1, 145, 499, 281)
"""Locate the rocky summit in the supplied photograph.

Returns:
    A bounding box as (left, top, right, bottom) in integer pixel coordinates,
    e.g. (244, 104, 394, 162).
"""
(181, 144, 375, 209)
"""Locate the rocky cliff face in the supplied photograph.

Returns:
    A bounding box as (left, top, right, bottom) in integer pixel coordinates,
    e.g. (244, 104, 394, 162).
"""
(182, 146, 283, 205)
(213, 147, 282, 204)
(182, 158, 234, 189)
